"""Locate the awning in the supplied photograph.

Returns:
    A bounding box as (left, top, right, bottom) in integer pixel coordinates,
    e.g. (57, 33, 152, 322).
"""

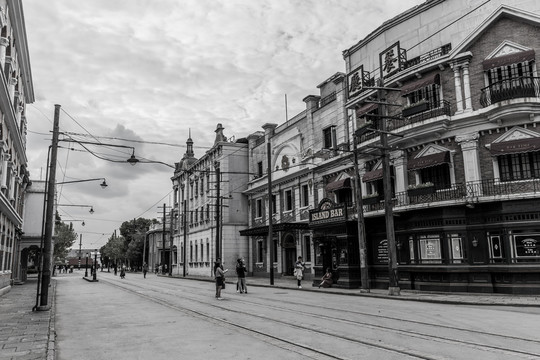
(355, 102, 378, 118)
(408, 151, 450, 171)
(400, 73, 440, 96)
(489, 137, 540, 155)
(239, 222, 310, 236)
(326, 178, 351, 192)
(362, 168, 383, 182)
(482, 49, 535, 70)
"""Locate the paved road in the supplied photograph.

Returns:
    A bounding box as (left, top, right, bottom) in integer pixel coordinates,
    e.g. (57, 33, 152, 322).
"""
(2, 270, 540, 359)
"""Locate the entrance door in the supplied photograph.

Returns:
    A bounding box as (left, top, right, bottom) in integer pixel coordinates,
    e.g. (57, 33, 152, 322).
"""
(285, 248, 296, 275)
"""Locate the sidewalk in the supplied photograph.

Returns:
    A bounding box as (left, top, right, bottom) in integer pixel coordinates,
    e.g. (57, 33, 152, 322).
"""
(0, 271, 538, 360)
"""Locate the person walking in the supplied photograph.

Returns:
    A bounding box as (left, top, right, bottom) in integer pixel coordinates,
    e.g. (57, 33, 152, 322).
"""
(214, 258, 228, 300)
(120, 265, 126, 279)
(143, 263, 148, 278)
(236, 258, 247, 294)
(294, 256, 305, 289)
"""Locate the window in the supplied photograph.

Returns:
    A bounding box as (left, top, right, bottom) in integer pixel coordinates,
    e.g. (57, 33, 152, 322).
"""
(407, 83, 440, 109)
(418, 234, 442, 264)
(301, 184, 309, 207)
(272, 194, 277, 214)
(257, 239, 264, 262)
(256, 199, 263, 218)
(498, 152, 540, 182)
(190, 242, 193, 262)
(303, 235, 312, 262)
(448, 233, 465, 264)
(335, 188, 352, 206)
(284, 190, 293, 211)
(195, 181, 199, 197)
(323, 126, 336, 149)
(273, 239, 278, 262)
(487, 61, 534, 86)
(206, 241, 210, 262)
(190, 183, 194, 199)
(206, 205, 210, 220)
(511, 232, 540, 263)
(200, 178, 204, 194)
(194, 208, 198, 223)
(195, 244, 198, 261)
(420, 164, 451, 190)
(257, 161, 263, 177)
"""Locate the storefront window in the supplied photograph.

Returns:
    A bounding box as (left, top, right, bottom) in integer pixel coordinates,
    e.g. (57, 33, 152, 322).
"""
(418, 234, 442, 264)
(303, 235, 311, 262)
(408, 236, 415, 263)
(512, 232, 540, 262)
(256, 239, 263, 263)
(315, 244, 322, 265)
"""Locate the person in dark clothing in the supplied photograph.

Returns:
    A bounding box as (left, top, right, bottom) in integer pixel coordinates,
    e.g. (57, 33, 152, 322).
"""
(236, 258, 247, 294)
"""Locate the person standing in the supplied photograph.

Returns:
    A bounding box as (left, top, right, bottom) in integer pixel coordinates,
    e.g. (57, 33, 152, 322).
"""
(214, 258, 228, 300)
(294, 256, 305, 289)
(236, 258, 247, 294)
(120, 265, 126, 279)
(143, 263, 148, 278)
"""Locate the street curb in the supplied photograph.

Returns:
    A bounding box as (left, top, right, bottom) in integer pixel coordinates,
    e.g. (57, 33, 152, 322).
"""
(160, 274, 539, 307)
(47, 279, 57, 360)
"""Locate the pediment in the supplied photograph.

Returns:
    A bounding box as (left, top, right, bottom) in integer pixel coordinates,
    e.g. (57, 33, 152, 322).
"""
(492, 127, 540, 143)
(486, 41, 532, 60)
(415, 144, 447, 158)
(449, 5, 540, 60)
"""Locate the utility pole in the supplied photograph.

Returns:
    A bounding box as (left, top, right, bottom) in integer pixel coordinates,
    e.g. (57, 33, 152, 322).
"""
(377, 79, 400, 296)
(267, 141, 274, 285)
(352, 135, 369, 292)
(214, 163, 221, 261)
(38, 104, 60, 311)
(78, 234, 82, 270)
(183, 199, 187, 277)
(169, 210, 173, 276)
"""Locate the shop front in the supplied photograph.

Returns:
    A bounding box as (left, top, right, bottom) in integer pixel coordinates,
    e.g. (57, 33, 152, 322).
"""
(309, 199, 361, 288)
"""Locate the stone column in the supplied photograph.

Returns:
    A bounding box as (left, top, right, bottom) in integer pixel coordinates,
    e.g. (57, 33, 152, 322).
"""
(462, 61, 473, 111)
(451, 63, 463, 113)
(456, 132, 481, 197)
(0, 37, 8, 68)
(392, 152, 407, 202)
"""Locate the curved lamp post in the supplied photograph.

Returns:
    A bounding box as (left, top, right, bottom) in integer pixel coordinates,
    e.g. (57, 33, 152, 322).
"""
(57, 204, 95, 214)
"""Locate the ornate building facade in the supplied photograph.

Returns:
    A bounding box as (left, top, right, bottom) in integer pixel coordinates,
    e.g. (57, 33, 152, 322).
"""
(0, 0, 34, 294)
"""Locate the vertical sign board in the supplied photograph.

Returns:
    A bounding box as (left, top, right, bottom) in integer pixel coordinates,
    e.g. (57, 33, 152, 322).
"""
(379, 41, 406, 80)
(347, 65, 374, 101)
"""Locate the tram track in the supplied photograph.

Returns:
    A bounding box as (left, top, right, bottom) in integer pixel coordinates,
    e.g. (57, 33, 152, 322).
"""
(100, 276, 540, 359)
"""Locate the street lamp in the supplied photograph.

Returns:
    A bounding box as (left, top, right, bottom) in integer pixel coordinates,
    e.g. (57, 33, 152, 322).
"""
(57, 204, 95, 214)
(57, 178, 108, 189)
(85, 252, 89, 277)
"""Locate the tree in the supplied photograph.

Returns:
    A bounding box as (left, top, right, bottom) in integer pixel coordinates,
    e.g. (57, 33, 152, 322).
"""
(54, 214, 78, 263)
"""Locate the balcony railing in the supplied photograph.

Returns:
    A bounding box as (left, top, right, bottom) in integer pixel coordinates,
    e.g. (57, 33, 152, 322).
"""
(348, 178, 540, 217)
(480, 76, 540, 107)
(358, 100, 451, 143)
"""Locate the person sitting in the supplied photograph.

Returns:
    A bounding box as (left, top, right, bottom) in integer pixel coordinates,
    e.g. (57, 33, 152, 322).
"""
(319, 267, 333, 288)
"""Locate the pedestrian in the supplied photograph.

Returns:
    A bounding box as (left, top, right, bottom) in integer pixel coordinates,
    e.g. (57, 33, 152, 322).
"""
(294, 256, 305, 289)
(214, 258, 228, 300)
(236, 258, 247, 294)
(143, 262, 148, 278)
(120, 265, 126, 279)
(318, 267, 333, 288)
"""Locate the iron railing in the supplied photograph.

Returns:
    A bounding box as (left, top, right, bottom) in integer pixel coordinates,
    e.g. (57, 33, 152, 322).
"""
(480, 77, 540, 107)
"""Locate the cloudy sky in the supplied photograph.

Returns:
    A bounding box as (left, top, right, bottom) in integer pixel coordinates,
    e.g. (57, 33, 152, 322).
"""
(23, 0, 424, 249)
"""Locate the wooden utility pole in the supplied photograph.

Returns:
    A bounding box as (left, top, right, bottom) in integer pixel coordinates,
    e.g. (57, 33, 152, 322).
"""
(38, 104, 61, 311)
(267, 141, 274, 285)
(377, 80, 400, 296)
(352, 135, 369, 292)
(215, 163, 221, 261)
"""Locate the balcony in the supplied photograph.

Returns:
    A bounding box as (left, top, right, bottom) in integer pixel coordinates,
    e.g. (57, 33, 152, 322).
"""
(348, 178, 540, 217)
(480, 77, 540, 107)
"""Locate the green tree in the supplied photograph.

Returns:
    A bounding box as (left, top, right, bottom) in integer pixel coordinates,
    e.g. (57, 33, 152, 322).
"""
(54, 214, 78, 263)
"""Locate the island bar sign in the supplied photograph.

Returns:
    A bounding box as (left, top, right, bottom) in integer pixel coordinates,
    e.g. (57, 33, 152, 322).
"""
(309, 198, 346, 225)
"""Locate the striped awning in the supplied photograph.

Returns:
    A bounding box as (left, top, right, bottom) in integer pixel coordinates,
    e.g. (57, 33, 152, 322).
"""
(489, 137, 540, 155)
(408, 151, 450, 171)
(482, 50, 535, 70)
(356, 103, 378, 118)
(362, 168, 383, 182)
(401, 73, 440, 96)
(326, 178, 351, 192)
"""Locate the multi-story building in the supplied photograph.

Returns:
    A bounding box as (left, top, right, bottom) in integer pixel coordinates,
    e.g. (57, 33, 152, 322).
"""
(241, 0, 540, 294)
(0, 0, 34, 295)
(343, 0, 540, 294)
(171, 124, 249, 276)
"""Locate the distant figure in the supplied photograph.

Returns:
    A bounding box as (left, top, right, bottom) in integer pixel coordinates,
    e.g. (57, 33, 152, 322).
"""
(319, 268, 333, 288)
(120, 266, 126, 279)
(214, 258, 228, 300)
(114, 264, 118, 276)
(143, 263, 149, 278)
(294, 256, 306, 289)
(236, 258, 247, 294)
